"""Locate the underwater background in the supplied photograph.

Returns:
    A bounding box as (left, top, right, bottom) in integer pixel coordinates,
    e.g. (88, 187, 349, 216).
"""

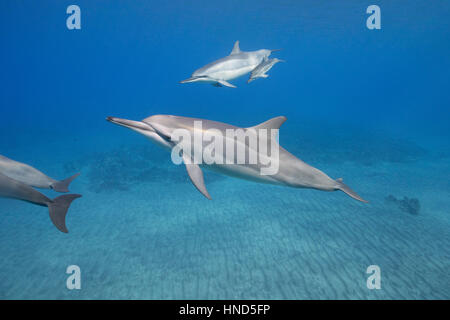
(0, 0, 449, 299)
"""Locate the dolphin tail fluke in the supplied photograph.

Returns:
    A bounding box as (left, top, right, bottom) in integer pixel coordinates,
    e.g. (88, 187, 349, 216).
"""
(48, 194, 82, 233)
(52, 173, 80, 193)
(335, 178, 368, 203)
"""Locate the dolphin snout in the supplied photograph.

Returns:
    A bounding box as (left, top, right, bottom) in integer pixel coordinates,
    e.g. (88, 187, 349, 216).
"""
(179, 77, 198, 84)
(180, 77, 195, 83)
(106, 117, 153, 131)
(106, 116, 126, 125)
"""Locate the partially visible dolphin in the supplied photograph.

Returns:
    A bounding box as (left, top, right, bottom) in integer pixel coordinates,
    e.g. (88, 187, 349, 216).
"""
(180, 41, 281, 88)
(0, 155, 79, 193)
(106, 115, 367, 203)
(0, 172, 81, 233)
(248, 57, 284, 83)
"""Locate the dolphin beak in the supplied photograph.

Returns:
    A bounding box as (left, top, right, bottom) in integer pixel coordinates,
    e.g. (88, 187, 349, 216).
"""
(106, 117, 153, 131)
(179, 77, 198, 84)
(270, 49, 283, 53)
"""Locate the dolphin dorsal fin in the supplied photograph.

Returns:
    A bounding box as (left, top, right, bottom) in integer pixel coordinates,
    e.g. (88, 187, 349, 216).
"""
(249, 116, 287, 130)
(230, 41, 241, 55)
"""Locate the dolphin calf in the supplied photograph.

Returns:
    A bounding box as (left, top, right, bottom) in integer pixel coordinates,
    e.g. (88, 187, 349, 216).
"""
(0, 172, 81, 233)
(180, 41, 280, 88)
(0, 155, 79, 193)
(248, 57, 284, 83)
(106, 115, 367, 203)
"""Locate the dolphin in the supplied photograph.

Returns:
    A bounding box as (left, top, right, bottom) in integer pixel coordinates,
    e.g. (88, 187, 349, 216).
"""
(180, 41, 281, 88)
(0, 155, 79, 193)
(247, 57, 284, 83)
(0, 172, 81, 233)
(106, 115, 367, 203)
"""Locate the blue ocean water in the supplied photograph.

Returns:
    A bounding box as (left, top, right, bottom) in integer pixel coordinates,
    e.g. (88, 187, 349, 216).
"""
(0, 0, 449, 299)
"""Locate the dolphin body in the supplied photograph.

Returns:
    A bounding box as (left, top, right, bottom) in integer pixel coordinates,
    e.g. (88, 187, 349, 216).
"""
(0, 172, 81, 233)
(248, 57, 284, 83)
(180, 41, 279, 88)
(106, 115, 367, 203)
(0, 155, 79, 193)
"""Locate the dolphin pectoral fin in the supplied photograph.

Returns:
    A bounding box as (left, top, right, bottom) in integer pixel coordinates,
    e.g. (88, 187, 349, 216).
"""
(51, 173, 80, 193)
(217, 80, 236, 88)
(335, 178, 368, 203)
(212, 82, 222, 87)
(230, 40, 241, 55)
(182, 154, 212, 200)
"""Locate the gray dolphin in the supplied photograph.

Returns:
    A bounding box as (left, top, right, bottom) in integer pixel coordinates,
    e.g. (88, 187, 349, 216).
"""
(0, 172, 81, 233)
(248, 57, 284, 83)
(0, 155, 79, 193)
(106, 115, 367, 203)
(180, 41, 280, 88)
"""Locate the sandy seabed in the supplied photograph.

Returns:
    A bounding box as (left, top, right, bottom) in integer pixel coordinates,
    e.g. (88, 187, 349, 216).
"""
(0, 126, 449, 299)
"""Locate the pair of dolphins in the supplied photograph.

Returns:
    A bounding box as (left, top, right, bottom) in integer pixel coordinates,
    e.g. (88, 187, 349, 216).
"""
(0, 155, 80, 233)
(110, 43, 365, 203)
(180, 41, 283, 87)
